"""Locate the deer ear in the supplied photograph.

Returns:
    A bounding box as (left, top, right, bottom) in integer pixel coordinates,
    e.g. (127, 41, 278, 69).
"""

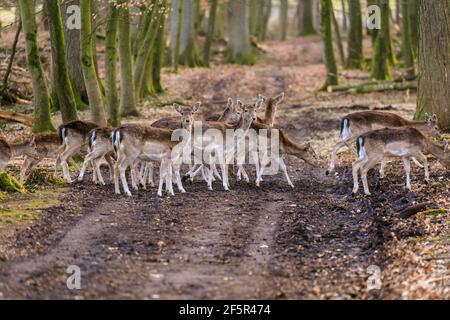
(192, 102, 201, 113)
(274, 92, 285, 103)
(236, 100, 244, 111)
(255, 98, 265, 110)
(432, 114, 438, 122)
(174, 103, 183, 114)
(227, 98, 233, 109)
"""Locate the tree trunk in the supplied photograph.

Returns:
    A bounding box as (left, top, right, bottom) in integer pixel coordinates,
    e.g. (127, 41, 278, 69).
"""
(400, 0, 415, 80)
(118, 1, 139, 116)
(80, 0, 107, 126)
(134, 2, 162, 100)
(371, 0, 392, 80)
(341, 0, 347, 31)
(168, 0, 181, 67)
(414, 0, 450, 129)
(280, 0, 288, 40)
(226, 0, 255, 65)
(151, 4, 166, 95)
(179, 0, 202, 67)
(320, 0, 338, 89)
(61, 0, 88, 107)
(262, 0, 272, 41)
(409, 0, 419, 55)
(331, 4, 345, 65)
(133, 8, 152, 60)
(346, 0, 363, 69)
(18, 0, 55, 132)
(105, 3, 120, 127)
(299, 0, 317, 36)
(203, 0, 218, 65)
(47, 0, 78, 124)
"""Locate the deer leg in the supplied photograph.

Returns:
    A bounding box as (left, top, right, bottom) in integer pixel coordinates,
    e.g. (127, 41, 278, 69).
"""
(277, 157, 294, 188)
(157, 161, 167, 197)
(165, 163, 174, 196)
(379, 158, 386, 179)
(327, 140, 349, 175)
(173, 163, 186, 193)
(420, 153, 429, 181)
(20, 156, 37, 184)
(147, 162, 155, 187)
(352, 158, 366, 194)
(411, 157, 424, 168)
(94, 159, 106, 185)
(360, 159, 378, 196)
(104, 154, 115, 181)
(212, 164, 222, 181)
(402, 157, 412, 191)
(119, 157, 134, 196)
(59, 145, 81, 183)
(78, 150, 100, 182)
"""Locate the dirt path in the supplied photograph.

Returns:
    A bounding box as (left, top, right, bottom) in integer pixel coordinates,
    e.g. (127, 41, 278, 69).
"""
(1, 37, 449, 299)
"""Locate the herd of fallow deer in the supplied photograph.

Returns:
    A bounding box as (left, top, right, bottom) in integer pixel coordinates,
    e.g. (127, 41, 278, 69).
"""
(0, 93, 448, 197)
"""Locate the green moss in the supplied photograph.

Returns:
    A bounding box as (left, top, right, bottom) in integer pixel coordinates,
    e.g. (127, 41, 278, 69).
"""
(0, 207, 40, 224)
(420, 209, 448, 217)
(0, 172, 26, 194)
(24, 168, 65, 189)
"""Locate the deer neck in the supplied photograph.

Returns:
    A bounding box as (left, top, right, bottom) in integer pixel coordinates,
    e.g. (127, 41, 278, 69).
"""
(406, 120, 428, 131)
(425, 139, 447, 160)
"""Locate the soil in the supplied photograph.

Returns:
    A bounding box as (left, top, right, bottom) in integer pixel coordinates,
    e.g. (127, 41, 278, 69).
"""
(0, 36, 449, 300)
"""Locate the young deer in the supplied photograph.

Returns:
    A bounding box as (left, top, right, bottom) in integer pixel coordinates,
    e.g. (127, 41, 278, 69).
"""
(352, 127, 450, 196)
(0, 133, 64, 183)
(57, 120, 101, 183)
(77, 127, 116, 185)
(327, 111, 441, 175)
(256, 92, 284, 126)
(236, 122, 318, 188)
(112, 102, 200, 197)
(203, 97, 242, 123)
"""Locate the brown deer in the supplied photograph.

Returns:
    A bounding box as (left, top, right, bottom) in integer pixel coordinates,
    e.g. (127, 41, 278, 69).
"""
(0, 133, 65, 184)
(352, 127, 450, 195)
(326, 111, 441, 175)
(111, 102, 200, 197)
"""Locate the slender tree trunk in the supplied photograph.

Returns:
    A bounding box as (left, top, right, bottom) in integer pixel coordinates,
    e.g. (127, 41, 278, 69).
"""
(105, 3, 120, 126)
(371, 0, 392, 80)
(18, 0, 55, 132)
(320, 0, 338, 89)
(331, 4, 345, 65)
(341, 0, 347, 31)
(280, 0, 288, 40)
(179, 0, 202, 67)
(299, 0, 317, 36)
(134, 2, 162, 100)
(133, 8, 152, 60)
(400, 0, 415, 80)
(346, 0, 363, 69)
(61, 0, 88, 107)
(226, 0, 255, 65)
(409, 0, 419, 55)
(169, 0, 181, 66)
(414, 0, 450, 128)
(80, 0, 107, 126)
(262, 0, 272, 41)
(151, 4, 166, 95)
(203, 0, 218, 65)
(47, 0, 78, 124)
(118, 1, 138, 116)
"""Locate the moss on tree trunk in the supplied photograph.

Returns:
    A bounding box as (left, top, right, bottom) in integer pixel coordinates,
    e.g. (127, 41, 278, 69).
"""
(280, 0, 288, 40)
(320, 0, 338, 90)
(105, 3, 120, 127)
(226, 0, 255, 65)
(80, 0, 107, 126)
(400, 0, 415, 79)
(47, 0, 78, 124)
(371, 0, 392, 81)
(18, 0, 55, 133)
(118, 1, 139, 116)
(346, 0, 363, 69)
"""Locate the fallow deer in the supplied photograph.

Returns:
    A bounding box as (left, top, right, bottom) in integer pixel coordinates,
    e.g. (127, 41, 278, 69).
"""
(0, 133, 65, 184)
(326, 111, 441, 175)
(111, 102, 200, 197)
(352, 127, 450, 195)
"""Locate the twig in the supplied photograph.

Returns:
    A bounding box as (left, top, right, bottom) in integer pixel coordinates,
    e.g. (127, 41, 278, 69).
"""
(0, 21, 22, 97)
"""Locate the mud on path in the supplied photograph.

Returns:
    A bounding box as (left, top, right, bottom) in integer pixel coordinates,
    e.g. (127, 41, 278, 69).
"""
(1, 37, 449, 299)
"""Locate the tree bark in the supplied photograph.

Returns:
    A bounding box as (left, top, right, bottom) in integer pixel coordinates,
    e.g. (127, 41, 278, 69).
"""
(331, 4, 345, 65)
(179, 0, 202, 67)
(80, 0, 107, 126)
(400, 0, 415, 80)
(371, 0, 392, 80)
(414, 0, 450, 129)
(118, 1, 139, 116)
(203, 0, 218, 65)
(61, 0, 88, 107)
(280, 0, 288, 40)
(47, 0, 78, 124)
(346, 0, 363, 69)
(320, 0, 338, 90)
(104, 3, 120, 126)
(299, 0, 317, 36)
(18, 0, 55, 132)
(226, 0, 255, 65)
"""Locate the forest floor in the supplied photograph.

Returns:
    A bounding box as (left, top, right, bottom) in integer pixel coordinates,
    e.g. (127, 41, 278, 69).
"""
(0, 36, 450, 299)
